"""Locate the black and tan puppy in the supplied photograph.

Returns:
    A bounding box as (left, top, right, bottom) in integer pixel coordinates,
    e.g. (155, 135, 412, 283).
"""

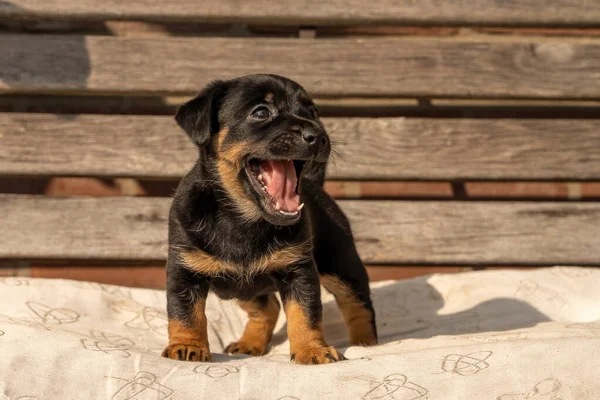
(162, 74, 377, 365)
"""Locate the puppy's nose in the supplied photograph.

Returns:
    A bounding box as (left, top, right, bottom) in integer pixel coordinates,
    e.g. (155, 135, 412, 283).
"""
(301, 129, 329, 162)
(300, 129, 327, 147)
(302, 131, 317, 145)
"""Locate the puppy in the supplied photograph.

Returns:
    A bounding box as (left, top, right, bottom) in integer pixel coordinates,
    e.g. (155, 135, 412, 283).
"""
(162, 74, 377, 365)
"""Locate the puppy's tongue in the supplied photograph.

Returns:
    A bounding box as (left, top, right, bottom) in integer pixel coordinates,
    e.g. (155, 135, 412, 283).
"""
(259, 160, 300, 212)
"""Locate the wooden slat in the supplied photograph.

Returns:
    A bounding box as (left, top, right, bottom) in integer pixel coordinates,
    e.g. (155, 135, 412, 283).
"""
(2, 113, 600, 180)
(1, 195, 599, 265)
(1, 35, 600, 98)
(1, 1, 599, 26)
(30, 266, 167, 289)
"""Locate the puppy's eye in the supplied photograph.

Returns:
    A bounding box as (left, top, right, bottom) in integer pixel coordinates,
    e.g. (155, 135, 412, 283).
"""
(309, 107, 319, 119)
(251, 107, 271, 120)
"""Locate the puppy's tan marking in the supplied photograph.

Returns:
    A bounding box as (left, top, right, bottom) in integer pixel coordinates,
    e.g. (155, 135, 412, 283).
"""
(212, 127, 229, 152)
(284, 300, 345, 364)
(251, 241, 312, 275)
(224, 294, 280, 356)
(179, 241, 312, 278)
(180, 250, 236, 276)
(320, 274, 377, 346)
(162, 300, 211, 361)
(214, 131, 262, 222)
(264, 92, 274, 103)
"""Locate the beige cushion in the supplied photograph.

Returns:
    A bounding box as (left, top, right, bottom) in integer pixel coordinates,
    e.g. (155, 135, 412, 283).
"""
(1, 267, 598, 399)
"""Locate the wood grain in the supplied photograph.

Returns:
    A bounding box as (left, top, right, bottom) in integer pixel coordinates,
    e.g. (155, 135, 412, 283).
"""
(1, 35, 600, 98)
(2, 113, 600, 180)
(1, 195, 599, 265)
(30, 266, 167, 288)
(1, 1, 599, 26)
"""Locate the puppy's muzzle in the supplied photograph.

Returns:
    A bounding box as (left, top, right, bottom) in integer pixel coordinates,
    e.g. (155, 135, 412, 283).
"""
(287, 125, 330, 163)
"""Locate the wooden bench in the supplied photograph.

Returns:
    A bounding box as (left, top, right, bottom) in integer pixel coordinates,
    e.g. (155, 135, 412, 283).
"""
(1, 1, 599, 287)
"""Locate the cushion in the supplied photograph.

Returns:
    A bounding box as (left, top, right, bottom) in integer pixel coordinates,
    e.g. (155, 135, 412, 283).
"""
(1, 267, 599, 399)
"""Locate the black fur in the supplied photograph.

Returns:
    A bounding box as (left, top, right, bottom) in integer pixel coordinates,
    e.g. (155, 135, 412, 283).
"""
(165, 74, 376, 357)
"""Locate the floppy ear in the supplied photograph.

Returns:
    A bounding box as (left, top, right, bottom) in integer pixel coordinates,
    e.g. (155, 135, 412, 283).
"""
(175, 80, 229, 147)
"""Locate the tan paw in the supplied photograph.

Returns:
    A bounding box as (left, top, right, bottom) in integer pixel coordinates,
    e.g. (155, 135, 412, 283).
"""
(223, 340, 266, 356)
(162, 343, 211, 362)
(290, 346, 346, 365)
(350, 337, 378, 347)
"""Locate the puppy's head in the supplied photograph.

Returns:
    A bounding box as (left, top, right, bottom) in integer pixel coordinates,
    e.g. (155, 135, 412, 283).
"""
(176, 74, 330, 226)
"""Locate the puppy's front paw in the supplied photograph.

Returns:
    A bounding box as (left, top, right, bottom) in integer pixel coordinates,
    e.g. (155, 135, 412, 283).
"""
(224, 340, 266, 356)
(291, 346, 346, 365)
(162, 343, 211, 362)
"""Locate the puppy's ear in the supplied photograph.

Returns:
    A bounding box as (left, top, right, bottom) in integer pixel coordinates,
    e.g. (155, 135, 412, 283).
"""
(175, 80, 229, 147)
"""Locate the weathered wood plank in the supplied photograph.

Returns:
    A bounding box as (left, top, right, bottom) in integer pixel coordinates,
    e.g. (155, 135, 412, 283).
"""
(325, 118, 600, 180)
(0, 114, 192, 179)
(2, 113, 600, 180)
(1, 195, 599, 264)
(1, 35, 600, 98)
(1, 1, 599, 26)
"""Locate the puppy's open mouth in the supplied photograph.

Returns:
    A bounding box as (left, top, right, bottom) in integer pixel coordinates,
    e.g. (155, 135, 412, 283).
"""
(245, 159, 306, 220)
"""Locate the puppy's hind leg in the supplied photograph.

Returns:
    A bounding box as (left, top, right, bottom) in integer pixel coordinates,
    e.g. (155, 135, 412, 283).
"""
(224, 293, 280, 356)
(321, 271, 378, 346)
(306, 179, 377, 346)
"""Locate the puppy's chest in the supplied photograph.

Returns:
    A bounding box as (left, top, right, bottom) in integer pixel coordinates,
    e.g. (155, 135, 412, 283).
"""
(179, 241, 311, 278)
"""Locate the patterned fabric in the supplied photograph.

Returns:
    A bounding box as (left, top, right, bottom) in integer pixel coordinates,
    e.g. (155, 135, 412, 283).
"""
(1, 267, 599, 399)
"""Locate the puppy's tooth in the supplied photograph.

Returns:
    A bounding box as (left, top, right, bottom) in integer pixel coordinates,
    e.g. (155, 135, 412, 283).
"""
(279, 209, 297, 216)
(258, 174, 263, 181)
(275, 202, 281, 211)
(297, 203, 305, 211)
